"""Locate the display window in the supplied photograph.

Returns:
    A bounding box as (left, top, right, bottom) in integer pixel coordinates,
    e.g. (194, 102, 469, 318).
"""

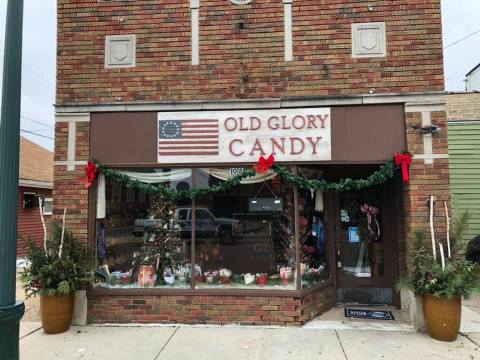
(194, 168, 296, 289)
(93, 167, 331, 291)
(95, 170, 192, 289)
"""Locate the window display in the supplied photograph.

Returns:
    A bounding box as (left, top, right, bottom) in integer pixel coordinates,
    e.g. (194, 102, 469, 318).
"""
(94, 170, 192, 289)
(297, 167, 331, 289)
(194, 168, 296, 289)
(93, 166, 331, 291)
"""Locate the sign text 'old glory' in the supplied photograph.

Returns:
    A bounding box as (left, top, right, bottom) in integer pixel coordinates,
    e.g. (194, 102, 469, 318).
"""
(157, 108, 331, 164)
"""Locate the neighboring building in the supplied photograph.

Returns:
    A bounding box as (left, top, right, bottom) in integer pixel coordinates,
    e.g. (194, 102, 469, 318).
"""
(55, 1, 449, 325)
(447, 92, 480, 240)
(17, 137, 53, 257)
(466, 63, 480, 92)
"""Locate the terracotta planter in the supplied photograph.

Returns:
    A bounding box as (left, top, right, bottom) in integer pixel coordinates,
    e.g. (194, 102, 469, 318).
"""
(40, 293, 75, 334)
(422, 294, 462, 342)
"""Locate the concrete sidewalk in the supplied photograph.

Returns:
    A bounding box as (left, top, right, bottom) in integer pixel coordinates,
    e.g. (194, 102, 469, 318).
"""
(20, 323, 480, 360)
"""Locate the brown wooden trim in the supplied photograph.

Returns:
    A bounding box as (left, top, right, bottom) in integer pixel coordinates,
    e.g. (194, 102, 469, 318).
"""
(88, 183, 98, 267)
(293, 166, 301, 291)
(392, 173, 403, 308)
(98, 160, 391, 169)
(299, 279, 335, 297)
(325, 191, 337, 294)
(88, 279, 335, 298)
(191, 169, 196, 290)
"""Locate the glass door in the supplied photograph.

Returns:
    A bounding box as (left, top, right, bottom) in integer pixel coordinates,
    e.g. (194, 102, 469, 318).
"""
(335, 182, 397, 304)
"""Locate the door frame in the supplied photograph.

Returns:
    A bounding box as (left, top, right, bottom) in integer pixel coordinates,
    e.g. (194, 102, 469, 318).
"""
(330, 180, 401, 305)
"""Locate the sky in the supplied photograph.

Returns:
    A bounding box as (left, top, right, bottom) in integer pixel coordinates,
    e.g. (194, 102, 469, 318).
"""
(0, 0, 479, 151)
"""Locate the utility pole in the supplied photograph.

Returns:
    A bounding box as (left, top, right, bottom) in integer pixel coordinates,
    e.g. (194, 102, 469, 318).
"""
(0, 1, 25, 359)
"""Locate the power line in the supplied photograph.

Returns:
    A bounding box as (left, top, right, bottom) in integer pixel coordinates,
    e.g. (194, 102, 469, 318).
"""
(21, 115, 54, 129)
(0, 46, 56, 88)
(0, 109, 54, 129)
(22, 63, 56, 88)
(20, 129, 54, 140)
(444, 29, 480, 50)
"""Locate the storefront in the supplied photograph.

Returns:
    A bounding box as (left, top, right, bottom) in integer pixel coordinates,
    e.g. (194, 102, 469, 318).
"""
(86, 103, 408, 325)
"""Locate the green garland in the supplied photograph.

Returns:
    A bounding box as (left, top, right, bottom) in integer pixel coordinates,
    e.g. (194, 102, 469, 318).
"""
(94, 159, 397, 200)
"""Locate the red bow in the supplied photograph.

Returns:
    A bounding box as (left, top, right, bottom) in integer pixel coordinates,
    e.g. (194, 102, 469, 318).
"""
(81, 161, 98, 188)
(255, 155, 275, 174)
(394, 152, 412, 183)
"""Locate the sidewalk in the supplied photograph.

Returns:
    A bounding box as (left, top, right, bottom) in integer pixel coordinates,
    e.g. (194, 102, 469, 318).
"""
(17, 273, 480, 359)
(19, 322, 480, 360)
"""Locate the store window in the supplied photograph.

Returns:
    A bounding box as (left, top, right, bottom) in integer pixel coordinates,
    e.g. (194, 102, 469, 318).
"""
(297, 167, 331, 289)
(94, 169, 192, 289)
(93, 167, 330, 291)
(194, 168, 296, 289)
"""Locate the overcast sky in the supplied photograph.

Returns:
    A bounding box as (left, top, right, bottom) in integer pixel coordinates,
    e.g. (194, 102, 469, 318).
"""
(0, 0, 479, 151)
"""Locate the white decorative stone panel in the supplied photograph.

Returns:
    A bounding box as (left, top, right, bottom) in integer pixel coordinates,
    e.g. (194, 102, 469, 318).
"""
(105, 34, 136, 69)
(351, 22, 386, 58)
(229, 0, 253, 4)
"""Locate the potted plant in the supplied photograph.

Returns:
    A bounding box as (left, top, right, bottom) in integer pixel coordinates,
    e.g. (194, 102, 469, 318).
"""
(244, 273, 255, 285)
(397, 211, 480, 342)
(219, 268, 232, 284)
(256, 273, 268, 286)
(163, 268, 175, 285)
(21, 221, 93, 334)
(268, 274, 280, 285)
(279, 266, 292, 285)
(175, 265, 190, 283)
(204, 271, 215, 284)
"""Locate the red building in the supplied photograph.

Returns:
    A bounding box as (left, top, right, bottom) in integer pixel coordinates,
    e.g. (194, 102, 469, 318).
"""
(17, 137, 53, 257)
(55, 0, 449, 325)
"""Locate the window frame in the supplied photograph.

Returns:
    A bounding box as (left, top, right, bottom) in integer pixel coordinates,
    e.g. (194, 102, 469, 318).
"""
(42, 197, 53, 215)
(91, 166, 333, 294)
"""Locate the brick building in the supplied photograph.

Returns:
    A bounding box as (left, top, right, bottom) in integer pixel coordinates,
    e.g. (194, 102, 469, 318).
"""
(55, 0, 450, 325)
(18, 137, 53, 257)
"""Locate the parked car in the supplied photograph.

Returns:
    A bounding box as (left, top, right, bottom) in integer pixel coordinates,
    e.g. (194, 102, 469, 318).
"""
(133, 218, 164, 236)
(175, 207, 238, 241)
(133, 207, 237, 242)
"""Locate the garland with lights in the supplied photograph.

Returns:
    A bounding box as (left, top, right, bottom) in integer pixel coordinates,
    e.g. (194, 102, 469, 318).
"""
(91, 153, 406, 200)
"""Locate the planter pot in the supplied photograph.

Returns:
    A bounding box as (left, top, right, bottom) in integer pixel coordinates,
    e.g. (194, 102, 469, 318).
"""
(244, 273, 255, 285)
(280, 267, 292, 285)
(40, 293, 75, 334)
(164, 275, 175, 285)
(219, 276, 231, 284)
(422, 294, 462, 342)
(256, 276, 268, 286)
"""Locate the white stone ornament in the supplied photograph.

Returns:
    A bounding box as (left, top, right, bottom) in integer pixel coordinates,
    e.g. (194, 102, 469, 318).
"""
(351, 22, 386, 58)
(105, 34, 136, 68)
(229, 0, 252, 4)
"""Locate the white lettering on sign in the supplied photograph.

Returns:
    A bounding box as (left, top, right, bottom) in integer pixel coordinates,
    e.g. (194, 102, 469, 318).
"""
(157, 108, 331, 164)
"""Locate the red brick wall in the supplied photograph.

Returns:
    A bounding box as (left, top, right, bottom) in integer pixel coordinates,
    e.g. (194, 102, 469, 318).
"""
(299, 286, 336, 323)
(88, 284, 335, 325)
(57, 0, 444, 105)
(403, 110, 451, 263)
(53, 121, 90, 243)
(17, 186, 52, 257)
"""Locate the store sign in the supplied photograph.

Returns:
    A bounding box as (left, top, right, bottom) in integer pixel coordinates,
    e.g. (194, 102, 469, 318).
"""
(157, 108, 331, 164)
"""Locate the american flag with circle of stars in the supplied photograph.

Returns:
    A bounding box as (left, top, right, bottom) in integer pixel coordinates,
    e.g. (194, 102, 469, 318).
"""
(158, 119, 219, 156)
